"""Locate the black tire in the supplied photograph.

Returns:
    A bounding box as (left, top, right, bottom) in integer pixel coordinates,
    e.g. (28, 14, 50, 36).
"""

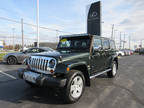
(7, 56, 17, 65)
(107, 61, 117, 78)
(63, 70, 85, 104)
(118, 54, 122, 56)
(25, 81, 38, 88)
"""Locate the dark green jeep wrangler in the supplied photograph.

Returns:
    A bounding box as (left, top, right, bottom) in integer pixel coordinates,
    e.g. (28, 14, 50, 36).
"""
(18, 34, 118, 103)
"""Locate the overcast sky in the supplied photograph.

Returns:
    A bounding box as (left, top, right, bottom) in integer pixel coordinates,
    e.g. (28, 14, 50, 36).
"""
(0, 0, 144, 48)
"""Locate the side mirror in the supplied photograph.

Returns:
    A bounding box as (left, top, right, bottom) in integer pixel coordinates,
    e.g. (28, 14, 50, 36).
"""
(94, 45, 102, 51)
(92, 46, 102, 54)
(23, 50, 28, 54)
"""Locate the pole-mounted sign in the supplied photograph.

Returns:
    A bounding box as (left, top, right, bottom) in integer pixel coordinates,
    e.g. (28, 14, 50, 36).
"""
(87, 1, 101, 36)
(0, 40, 4, 48)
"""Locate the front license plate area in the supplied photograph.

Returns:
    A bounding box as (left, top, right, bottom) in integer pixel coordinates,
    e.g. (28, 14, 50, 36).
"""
(23, 72, 40, 83)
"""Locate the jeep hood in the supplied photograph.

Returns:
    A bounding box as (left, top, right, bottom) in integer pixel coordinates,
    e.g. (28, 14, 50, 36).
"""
(33, 51, 89, 62)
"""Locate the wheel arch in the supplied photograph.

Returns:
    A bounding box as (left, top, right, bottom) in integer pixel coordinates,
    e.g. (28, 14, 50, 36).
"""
(7, 55, 18, 63)
(69, 63, 90, 87)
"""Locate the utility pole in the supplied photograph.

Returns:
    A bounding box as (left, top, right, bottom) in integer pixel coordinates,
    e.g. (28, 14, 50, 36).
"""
(56, 30, 59, 42)
(21, 18, 24, 51)
(12, 28, 15, 50)
(129, 35, 131, 49)
(114, 30, 117, 42)
(119, 32, 122, 50)
(36, 0, 40, 48)
(123, 33, 125, 49)
(141, 40, 143, 48)
(111, 24, 114, 40)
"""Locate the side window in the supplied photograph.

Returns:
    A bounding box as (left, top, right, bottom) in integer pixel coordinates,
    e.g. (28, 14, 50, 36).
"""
(39, 48, 45, 52)
(28, 48, 39, 53)
(102, 39, 110, 49)
(93, 38, 102, 49)
(60, 40, 71, 48)
(110, 40, 116, 49)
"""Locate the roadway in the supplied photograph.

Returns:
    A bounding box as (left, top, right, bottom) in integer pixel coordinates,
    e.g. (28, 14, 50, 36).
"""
(0, 55, 144, 108)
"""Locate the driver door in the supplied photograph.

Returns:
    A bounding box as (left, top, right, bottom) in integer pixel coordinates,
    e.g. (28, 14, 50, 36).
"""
(91, 38, 103, 74)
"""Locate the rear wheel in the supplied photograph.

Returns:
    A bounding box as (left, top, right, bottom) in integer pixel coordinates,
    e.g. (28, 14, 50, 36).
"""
(7, 56, 17, 65)
(63, 70, 85, 103)
(107, 61, 117, 78)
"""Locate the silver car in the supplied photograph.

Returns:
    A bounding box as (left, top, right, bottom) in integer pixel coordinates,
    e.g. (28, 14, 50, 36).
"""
(3, 47, 54, 65)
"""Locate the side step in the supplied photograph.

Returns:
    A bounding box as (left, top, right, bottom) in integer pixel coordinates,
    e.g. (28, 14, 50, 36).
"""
(90, 69, 111, 79)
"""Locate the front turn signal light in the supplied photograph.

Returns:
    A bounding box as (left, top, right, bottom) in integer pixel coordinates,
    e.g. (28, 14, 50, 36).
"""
(67, 67, 70, 72)
(50, 69, 54, 73)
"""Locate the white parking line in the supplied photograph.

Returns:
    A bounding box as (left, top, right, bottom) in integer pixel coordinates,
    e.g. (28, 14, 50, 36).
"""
(0, 70, 17, 79)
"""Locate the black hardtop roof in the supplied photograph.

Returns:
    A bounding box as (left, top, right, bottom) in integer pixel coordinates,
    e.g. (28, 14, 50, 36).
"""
(59, 33, 90, 38)
(59, 33, 110, 40)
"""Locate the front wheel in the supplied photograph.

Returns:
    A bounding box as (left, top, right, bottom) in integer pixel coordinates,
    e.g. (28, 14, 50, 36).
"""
(63, 70, 85, 103)
(107, 61, 117, 78)
(7, 56, 17, 65)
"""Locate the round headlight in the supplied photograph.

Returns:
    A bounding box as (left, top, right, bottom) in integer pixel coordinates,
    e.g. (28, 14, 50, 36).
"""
(49, 59, 56, 68)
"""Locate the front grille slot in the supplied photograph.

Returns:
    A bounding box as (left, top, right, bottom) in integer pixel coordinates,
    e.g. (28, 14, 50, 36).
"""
(28, 56, 56, 74)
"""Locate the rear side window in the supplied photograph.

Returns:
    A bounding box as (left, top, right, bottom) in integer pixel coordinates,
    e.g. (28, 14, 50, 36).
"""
(39, 48, 45, 52)
(102, 39, 110, 49)
(93, 38, 102, 49)
(110, 40, 116, 50)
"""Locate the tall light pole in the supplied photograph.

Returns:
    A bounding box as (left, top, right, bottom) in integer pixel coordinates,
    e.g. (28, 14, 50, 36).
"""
(114, 30, 117, 42)
(119, 32, 122, 50)
(21, 18, 24, 51)
(36, 0, 40, 48)
(111, 24, 114, 40)
(12, 28, 15, 50)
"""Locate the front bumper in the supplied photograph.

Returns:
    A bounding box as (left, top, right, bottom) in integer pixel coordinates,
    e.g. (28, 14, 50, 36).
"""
(18, 68, 67, 87)
(2, 56, 7, 63)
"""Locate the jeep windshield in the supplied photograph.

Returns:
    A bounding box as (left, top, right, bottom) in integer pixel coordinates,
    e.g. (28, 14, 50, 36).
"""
(57, 36, 91, 52)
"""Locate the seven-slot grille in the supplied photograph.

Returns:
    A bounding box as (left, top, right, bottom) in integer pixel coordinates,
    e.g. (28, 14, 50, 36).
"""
(28, 56, 56, 74)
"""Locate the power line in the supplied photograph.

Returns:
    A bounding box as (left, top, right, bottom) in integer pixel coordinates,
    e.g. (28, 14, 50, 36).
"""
(0, 16, 73, 34)
(0, 35, 35, 40)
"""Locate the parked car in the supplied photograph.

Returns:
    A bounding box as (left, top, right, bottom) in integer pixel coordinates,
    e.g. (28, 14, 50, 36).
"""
(139, 48, 144, 55)
(116, 50, 125, 56)
(18, 34, 118, 103)
(3, 47, 54, 65)
(135, 48, 140, 53)
(121, 49, 131, 56)
(129, 50, 134, 55)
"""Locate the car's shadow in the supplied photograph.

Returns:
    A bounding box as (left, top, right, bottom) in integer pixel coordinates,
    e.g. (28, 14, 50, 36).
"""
(18, 87, 66, 104)
(0, 68, 117, 105)
(0, 82, 67, 105)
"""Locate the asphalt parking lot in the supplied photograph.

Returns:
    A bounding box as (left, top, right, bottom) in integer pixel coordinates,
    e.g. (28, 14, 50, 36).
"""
(0, 55, 144, 108)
